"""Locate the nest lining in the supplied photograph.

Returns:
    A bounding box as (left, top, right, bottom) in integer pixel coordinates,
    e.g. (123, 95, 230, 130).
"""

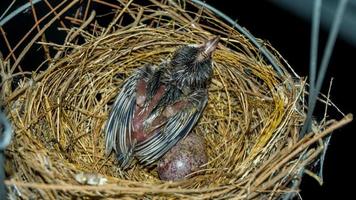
(0, 1, 351, 199)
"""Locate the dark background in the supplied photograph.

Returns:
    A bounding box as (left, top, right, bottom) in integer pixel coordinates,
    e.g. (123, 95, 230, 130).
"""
(1, 0, 355, 199)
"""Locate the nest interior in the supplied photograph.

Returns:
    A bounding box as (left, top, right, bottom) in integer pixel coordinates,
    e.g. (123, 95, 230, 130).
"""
(0, 0, 351, 199)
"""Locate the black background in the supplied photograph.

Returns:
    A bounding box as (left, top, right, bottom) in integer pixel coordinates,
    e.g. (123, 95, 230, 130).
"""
(1, 0, 355, 199)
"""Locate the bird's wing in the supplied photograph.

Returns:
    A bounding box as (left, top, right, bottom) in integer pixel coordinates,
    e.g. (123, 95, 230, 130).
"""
(134, 90, 208, 166)
(105, 66, 155, 168)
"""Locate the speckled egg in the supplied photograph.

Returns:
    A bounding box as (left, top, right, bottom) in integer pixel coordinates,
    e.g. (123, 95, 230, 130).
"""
(157, 133, 207, 181)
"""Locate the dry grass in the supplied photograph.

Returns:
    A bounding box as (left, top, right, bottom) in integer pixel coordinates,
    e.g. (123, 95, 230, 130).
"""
(0, 0, 352, 199)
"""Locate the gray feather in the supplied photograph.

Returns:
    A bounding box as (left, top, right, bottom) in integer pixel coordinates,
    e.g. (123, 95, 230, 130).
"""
(135, 90, 208, 166)
(105, 66, 156, 168)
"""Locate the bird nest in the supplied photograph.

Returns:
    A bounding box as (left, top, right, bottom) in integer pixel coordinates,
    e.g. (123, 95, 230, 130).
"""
(0, 0, 352, 199)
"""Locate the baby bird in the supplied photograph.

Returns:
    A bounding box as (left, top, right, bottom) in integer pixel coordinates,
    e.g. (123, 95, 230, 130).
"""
(105, 36, 219, 169)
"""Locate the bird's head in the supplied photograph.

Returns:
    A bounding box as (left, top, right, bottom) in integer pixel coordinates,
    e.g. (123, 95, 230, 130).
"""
(170, 36, 220, 70)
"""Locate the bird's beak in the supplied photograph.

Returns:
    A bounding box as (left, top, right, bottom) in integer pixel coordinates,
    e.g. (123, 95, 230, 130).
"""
(202, 36, 220, 56)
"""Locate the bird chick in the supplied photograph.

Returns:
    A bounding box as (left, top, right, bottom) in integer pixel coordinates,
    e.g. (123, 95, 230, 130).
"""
(105, 36, 219, 168)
